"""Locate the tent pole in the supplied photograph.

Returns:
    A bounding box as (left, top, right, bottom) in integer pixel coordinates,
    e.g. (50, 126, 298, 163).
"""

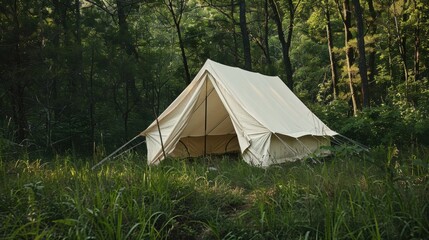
(154, 107, 167, 160)
(204, 78, 208, 157)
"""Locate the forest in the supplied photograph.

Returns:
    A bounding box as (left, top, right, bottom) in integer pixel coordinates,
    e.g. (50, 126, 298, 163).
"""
(1, 0, 428, 155)
(0, 0, 428, 239)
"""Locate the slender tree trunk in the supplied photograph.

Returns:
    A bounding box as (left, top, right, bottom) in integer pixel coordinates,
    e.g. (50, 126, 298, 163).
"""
(386, 4, 394, 84)
(89, 47, 95, 157)
(116, 0, 140, 104)
(231, 0, 239, 65)
(392, 0, 409, 85)
(284, 0, 295, 89)
(52, 0, 61, 103)
(117, 0, 138, 59)
(167, 0, 191, 84)
(414, 25, 420, 82)
(337, 0, 358, 115)
(116, 0, 141, 137)
(413, 1, 420, 82)
(353, 0, 369, 108)
(73, 0, 83, 88)
(58, 0, 75, 93)
(264, 0, 272, 67)
(75, 0, 81, 45)
(10, 0, 28, 142)
(175, 19, 191, 84)
(367, 0, 377, 100)
(239, 0, 252, 70)
(324, 2, 338, 100)
(269, 0, 294, 90)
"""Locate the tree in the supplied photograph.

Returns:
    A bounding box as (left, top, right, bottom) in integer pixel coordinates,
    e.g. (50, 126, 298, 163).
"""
(323, 0, 339, 100)
(391, 0, 410, 86)
(116, 0, 141, 104)
(263, 0, 272, 67)
(2, 0, 36, 143)
(238, 0, 252, 70)
(367, 0, 378, 98)
(336, 0, 358, 116)
(165, 0, 191, 84)
(352, 0, 369, 108)
(269, 0, 299, 91)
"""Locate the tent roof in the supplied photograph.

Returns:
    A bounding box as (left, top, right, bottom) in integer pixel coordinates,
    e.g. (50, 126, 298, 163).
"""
(205, 60, 336, 137)
(143, 59, 337, 138)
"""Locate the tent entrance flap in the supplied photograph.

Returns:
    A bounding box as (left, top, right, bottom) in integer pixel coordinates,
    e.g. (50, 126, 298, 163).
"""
(170, 76, 239, 157)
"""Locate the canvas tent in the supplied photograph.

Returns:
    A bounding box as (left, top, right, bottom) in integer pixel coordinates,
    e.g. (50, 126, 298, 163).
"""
(141, 59, 338, 167)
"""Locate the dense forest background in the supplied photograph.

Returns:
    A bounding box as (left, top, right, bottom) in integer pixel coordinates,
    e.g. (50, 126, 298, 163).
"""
(1, 0, 428, 158)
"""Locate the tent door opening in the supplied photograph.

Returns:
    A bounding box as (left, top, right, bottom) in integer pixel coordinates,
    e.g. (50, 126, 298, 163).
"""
(170, 76, 240, 158)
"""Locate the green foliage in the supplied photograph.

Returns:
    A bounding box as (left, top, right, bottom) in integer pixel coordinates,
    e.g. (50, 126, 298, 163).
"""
(1, 152, 428, 239)
(291, 32, 330, 102)
(312, 94, 429, 147)
(1, 0, 429, 155)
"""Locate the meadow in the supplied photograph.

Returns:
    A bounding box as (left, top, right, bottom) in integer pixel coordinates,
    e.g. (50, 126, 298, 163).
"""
(0, 146, 428, 239)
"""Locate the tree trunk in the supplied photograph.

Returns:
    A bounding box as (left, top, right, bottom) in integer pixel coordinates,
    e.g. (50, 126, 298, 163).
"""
(116, 0, 141, 137)
(10, 84, 28, 143)
(386, 4, 394, 84)
(231, 0, 239, 65)
(72, 0, 83, 89)
(89, 47, 95, 157)
(337, 0, 358, 115)
(392, 0, 409, 85)
(52, 0, 61, 103)
(264, 0, 272, 67)
(117, 0, 138, 59)
(175, 18, 191, 84)
(413, 1, 420, 82)
(239, 0, 252, 70)
(167, 0, 191, 84)
(367, 0, 377, 101)
(116, 0, 141, 105)
(10, 0, 28, 142)
(324, 2, 338, 100)
(124, 76, 129, 139)
(353, 0, 369, 108)
(269, 0, 294, 90)
(284, 0, 295, 90)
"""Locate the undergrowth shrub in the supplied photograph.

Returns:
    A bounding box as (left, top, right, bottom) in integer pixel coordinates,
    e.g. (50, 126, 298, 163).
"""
(314, 100, 429, 147)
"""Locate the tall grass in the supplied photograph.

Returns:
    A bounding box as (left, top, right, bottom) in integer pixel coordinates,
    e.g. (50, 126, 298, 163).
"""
(0, 148, 428, 239)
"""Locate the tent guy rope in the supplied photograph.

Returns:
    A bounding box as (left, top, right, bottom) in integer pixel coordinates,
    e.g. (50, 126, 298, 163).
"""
(91, 134, 143, 170)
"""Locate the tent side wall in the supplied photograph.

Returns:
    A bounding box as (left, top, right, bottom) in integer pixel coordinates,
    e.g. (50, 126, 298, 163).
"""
(267, 134, 331, 165)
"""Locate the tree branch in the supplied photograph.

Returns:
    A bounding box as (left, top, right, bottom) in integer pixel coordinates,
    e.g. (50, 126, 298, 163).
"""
(85, 0, 115, 19)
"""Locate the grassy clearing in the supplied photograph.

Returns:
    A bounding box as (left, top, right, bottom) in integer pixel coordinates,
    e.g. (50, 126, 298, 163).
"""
(0, 148, 428, 239)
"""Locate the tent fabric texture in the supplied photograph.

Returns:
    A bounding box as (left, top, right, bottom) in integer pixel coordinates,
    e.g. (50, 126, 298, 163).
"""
(141, 59, 338, 167)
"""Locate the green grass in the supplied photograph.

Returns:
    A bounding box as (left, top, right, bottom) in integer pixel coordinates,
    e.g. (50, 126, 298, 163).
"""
(0, 148, 428, 239)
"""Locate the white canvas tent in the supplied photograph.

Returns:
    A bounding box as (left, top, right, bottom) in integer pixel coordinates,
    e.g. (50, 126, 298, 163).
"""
(141, 59, 338, 167)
